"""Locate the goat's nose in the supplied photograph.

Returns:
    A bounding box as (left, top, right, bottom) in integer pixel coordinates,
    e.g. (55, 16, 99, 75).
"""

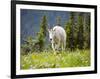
(50, 39, 52, 41)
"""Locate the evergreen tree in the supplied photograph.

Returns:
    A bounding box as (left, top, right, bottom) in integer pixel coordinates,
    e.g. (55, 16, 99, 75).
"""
(86, 13, 90, 48)
(77, 13, 84, 49)
(37, 15, 47, 51)
(65, 21, 71, 49)
(83, 13, 90, 49)
(40, 15, 47, 36)
(73, 13, 79, 49)
(65, 12, 75, 50)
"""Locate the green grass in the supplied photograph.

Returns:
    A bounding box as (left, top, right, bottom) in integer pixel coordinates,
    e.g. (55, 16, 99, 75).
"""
(20, 49, 90, 69)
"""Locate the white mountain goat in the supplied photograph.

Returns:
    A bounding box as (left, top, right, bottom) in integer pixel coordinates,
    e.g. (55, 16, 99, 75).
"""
(48, 25, 66, 51)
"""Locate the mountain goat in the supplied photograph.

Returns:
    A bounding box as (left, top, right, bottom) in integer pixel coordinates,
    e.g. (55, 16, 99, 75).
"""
(48, 25, 66, 51)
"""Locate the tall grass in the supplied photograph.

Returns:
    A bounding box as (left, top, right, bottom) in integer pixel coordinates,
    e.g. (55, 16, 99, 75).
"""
(20, 49, 90, 69)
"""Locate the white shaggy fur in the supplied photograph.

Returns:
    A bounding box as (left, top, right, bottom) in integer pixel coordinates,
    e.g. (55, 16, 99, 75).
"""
(48, 26, 66, 51)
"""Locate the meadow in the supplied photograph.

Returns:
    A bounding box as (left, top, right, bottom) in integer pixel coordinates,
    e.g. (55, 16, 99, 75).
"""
(21, 49, 90, 69)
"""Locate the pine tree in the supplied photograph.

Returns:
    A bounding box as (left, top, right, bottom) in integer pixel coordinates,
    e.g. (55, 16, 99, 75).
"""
(87, 13, 90, 48)
(37, 15, 47, 51)
(77, 13, 84, 49)
(40, 15, 47, 36)
(83, 13, 90, 49)
(65, 12, 75, 50)
(65, 21, 71, 49)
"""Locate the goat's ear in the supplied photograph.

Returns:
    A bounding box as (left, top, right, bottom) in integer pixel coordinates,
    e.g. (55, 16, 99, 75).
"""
(47, 24, 50, 32)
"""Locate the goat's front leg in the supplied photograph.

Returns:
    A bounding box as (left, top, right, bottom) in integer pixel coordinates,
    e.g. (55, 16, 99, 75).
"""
(52, 43, 55, 52)
(52, 43, 57, 55)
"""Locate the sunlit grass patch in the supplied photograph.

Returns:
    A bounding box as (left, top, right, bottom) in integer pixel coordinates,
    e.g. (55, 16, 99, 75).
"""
(20, 49, 90, 69)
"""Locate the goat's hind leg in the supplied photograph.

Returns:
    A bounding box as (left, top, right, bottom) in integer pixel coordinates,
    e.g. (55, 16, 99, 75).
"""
(61, 41, 66, 52)
(63, 40, 66, 51)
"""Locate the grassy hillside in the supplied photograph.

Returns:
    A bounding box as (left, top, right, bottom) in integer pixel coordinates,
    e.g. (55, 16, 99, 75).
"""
(21, 49, 90, 69)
